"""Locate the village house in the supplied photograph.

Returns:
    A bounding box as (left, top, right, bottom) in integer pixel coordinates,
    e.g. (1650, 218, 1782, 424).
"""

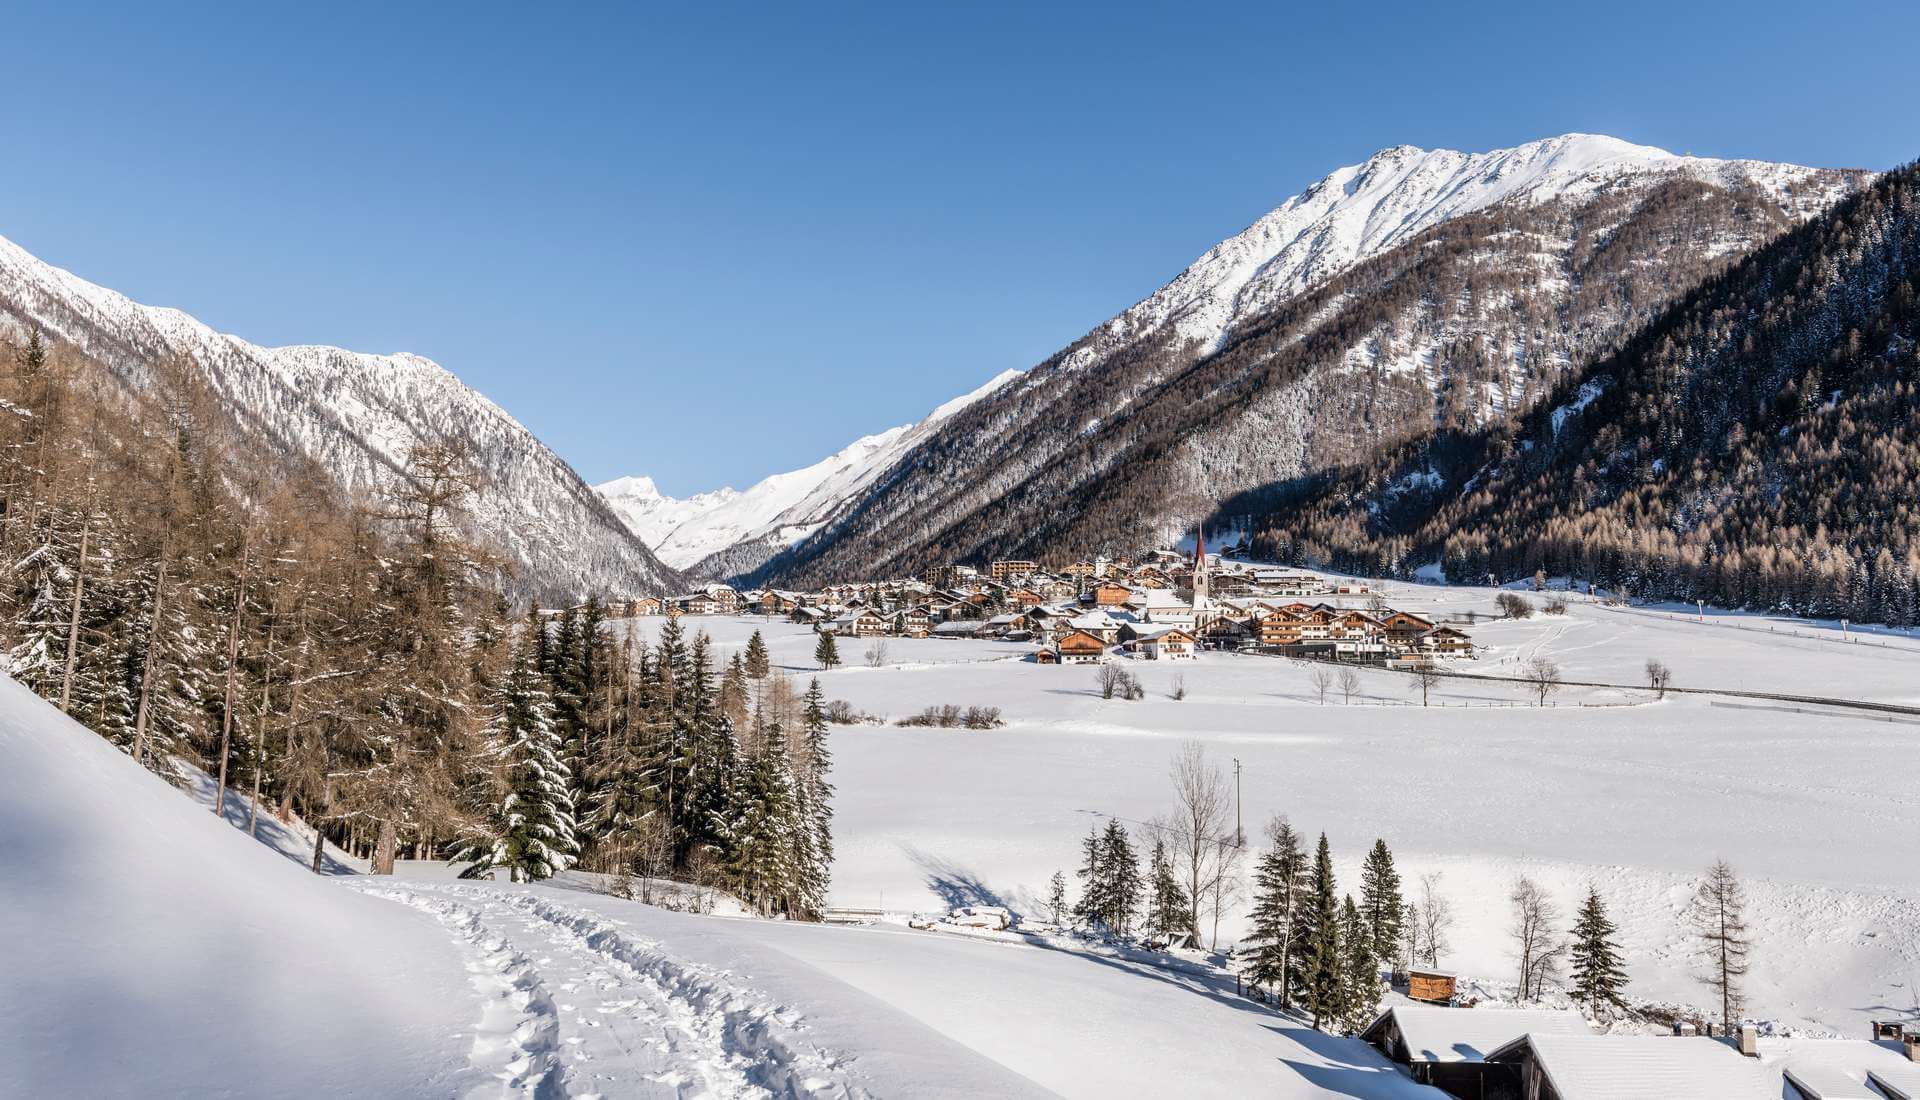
(899, 607, 932, 638)
(627, 596, 663, 616)
(1419, 625, 1477, 657)
(1054, 629, 1109, 664)
(1133, 626, 1198, 660)
(847, 609, 889, 637)
(1093, 582, 1133, 607)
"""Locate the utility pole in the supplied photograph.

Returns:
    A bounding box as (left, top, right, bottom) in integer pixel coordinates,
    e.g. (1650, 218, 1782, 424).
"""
(1232, 757, 1244, 846)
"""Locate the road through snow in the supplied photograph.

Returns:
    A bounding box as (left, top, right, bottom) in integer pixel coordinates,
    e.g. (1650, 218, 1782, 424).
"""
(352, 882, 863, 1099)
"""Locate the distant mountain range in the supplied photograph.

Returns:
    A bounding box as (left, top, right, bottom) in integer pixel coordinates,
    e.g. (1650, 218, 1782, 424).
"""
(616, 134, 1865, 585)
(4, 132, 1882, 605)
(0, 234, 681, 601)
(596, 370, 1019, 577)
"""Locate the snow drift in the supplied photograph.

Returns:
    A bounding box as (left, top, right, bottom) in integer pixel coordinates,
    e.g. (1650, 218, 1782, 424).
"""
(0, 675, 470, 1099)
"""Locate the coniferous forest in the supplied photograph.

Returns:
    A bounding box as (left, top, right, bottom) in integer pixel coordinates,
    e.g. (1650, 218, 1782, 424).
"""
(0, 332, 830, 913)
(1253, 161, 1920, 624)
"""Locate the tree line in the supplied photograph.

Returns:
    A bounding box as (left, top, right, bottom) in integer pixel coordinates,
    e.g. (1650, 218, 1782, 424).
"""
(0, 329, 831, 915)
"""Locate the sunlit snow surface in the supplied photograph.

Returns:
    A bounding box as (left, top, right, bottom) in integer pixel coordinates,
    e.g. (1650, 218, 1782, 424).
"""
(625, 580, 1920, 1039)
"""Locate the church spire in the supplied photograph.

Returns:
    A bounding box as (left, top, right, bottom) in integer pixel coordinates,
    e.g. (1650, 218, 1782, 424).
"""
(1193, 525, 1210, 608)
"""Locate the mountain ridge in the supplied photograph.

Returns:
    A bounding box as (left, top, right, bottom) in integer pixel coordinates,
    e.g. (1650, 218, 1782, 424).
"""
(744, 133, 1869, 585)
(0, 233, 681, 601)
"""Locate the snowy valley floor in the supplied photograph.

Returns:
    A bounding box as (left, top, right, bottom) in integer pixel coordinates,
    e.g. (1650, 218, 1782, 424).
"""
(624, 583, 1920, 1038)
(7, 579, 1920, 1097)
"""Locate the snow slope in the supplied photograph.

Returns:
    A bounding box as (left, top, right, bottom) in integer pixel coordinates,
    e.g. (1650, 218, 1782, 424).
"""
(0, 675, 471, 1098)
(599, 369, 1020, 575)
(624, 591, 1920, 1037)
(4, 668, 1447, 1097)
(0, 233, 680, 601)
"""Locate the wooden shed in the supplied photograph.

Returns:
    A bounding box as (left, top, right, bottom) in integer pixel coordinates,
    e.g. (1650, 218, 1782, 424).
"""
(1407, 967, 1458, 1004)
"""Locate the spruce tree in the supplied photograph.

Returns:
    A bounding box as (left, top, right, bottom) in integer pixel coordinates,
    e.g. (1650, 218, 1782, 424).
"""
(1303, 833, 1344, 1030)
(792, 679, 835, 915)
(1360, 839, 1407, 969)
(1569, 887, 1629, 1017)
(1099, 818, 1142, 938)
(1046, 870, 1069, 926)
(744, 630, 771, 679)
(1340, 895, 1381, 1033)
(463, 649, 578, 882)
(717, 718, 800, 915)
(1244, 819, 1307, 1003)
(814, 631, 840, 670)
(1073, 822, 1104, 927)
(1145, 836, 1193, 945)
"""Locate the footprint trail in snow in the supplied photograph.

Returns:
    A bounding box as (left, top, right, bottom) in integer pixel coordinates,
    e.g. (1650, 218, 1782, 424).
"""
(354, 882, 863, 1099)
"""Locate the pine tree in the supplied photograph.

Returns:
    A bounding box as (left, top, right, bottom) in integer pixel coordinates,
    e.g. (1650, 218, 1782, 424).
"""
(1340, 894, 1381, 1033)
(1073, 822, 1104, 927)
(744, 630, 771, 679)
(1303, 833, 1344, 1030)
(791, 679, 835, 915)
(463, 649, 578, 882)
(1568, 887, 1629, 1018)
(1244, 818, 1308, 1004)
(814, 631, 840, 670)
(717, 717, 801, 915)
(1145, 836, 1193, 945)
(1046, 870, 1069, 926)
(1099, 818, 1141, 938)
(1360, 839, 1407, 969)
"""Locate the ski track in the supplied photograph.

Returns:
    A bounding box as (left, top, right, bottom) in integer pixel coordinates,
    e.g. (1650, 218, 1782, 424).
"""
(353, 882, 863, 1100)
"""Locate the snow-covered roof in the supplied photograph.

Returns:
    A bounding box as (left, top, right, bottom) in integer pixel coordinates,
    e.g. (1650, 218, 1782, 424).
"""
(1369, 1006, 1588, 1063)
(1756, 1038, 1920, 1099)
(1488, 1035, 1770, 1098)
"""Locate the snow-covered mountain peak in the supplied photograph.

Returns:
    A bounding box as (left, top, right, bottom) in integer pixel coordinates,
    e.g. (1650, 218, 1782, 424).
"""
(599, 368, 1021, 575)
(1067, 133, 1847, 368)
(0, 231, 680, 599)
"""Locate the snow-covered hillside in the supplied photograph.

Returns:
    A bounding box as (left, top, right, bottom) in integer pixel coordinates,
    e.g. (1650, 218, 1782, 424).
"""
(2, 671, 1447, 1097)
(0, 233, 680, 601)
(599, 369, 1020, 576)
(0, 675, 474, 1098)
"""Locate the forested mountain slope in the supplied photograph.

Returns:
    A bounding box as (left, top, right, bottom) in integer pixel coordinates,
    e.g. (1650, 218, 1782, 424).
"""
(754, 135, 1864, 586)
(0, 234, 679, 601)
(1251, 160, 1920, 624)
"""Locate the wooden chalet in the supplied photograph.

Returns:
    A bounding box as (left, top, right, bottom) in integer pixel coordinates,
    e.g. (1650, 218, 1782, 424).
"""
(1419, 625, 1476, 656)
(1055, 629, 1108, 664)
(1093, 583, 1133, 607)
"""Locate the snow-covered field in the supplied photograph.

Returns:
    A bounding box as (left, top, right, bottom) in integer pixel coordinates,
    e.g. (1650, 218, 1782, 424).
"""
(0, 673, 1443, 1097)
(625, 586, 1920, 1036)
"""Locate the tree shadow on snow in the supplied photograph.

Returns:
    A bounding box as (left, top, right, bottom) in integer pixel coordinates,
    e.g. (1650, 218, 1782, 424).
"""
(901, 844, 1023, 911)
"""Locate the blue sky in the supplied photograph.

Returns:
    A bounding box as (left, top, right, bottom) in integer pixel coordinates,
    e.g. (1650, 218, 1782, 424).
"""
(3, 2, 1914, 494)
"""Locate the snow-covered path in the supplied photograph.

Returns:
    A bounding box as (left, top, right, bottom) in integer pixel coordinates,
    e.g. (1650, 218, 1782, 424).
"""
(352, 882, 862, 1099)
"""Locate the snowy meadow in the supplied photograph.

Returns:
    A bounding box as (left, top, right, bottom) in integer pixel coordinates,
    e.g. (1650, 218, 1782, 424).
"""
(625, 582, 1920, 1037)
